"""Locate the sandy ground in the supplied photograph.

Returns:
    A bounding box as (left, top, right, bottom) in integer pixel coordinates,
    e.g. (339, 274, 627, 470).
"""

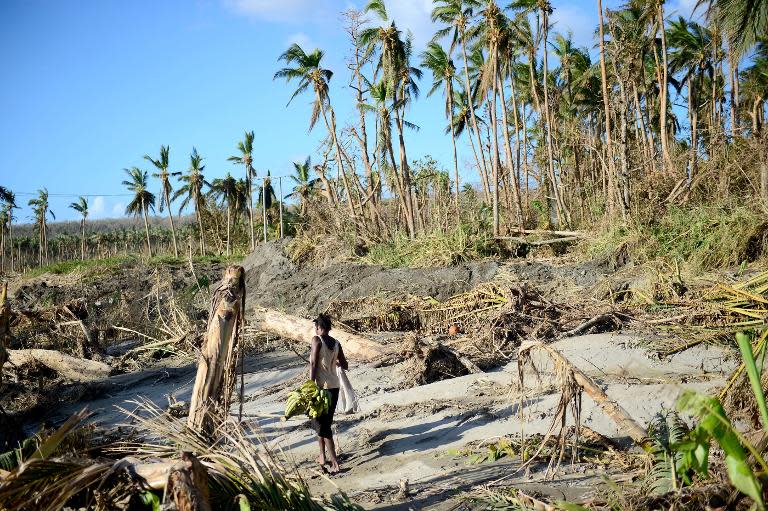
(55, 331, 737, 510)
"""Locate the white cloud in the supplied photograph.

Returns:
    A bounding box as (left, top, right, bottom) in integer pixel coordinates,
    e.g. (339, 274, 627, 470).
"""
(224, 0, 334, 22)
(286, 31, 316, 50)
(90, 196, 106, 218)
(112, 202, 125, 216)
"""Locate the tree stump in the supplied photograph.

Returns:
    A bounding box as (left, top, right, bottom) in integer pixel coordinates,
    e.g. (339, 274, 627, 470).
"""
(162, 451, 211, 511)
(187, 266, 245, 435)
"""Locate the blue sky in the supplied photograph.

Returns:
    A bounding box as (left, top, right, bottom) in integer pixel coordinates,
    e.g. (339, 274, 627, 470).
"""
(0, 0, 698, 222)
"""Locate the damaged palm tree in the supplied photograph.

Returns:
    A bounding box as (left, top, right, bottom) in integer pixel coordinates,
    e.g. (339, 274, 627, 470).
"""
(187, 265, 246, 436)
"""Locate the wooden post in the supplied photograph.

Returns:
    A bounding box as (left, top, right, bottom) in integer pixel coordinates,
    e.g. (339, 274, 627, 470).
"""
(187, 266, 246, 435)
(162, 451, 211, 511)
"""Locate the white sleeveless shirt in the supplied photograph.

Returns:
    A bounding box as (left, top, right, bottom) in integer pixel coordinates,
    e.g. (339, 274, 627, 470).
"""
(315, 336, 340, 389)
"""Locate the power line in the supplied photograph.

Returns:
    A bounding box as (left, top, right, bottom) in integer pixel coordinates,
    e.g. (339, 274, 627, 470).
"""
(12, 176, 291, 199)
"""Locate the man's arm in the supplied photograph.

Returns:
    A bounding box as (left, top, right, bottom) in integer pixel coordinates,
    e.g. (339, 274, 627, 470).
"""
(337, 343, 349, 371)
(309, 336, 321, 382)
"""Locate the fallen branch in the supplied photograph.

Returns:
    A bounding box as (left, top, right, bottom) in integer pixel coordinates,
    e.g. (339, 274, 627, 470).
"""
(7, 349, 112, 381)
(253, 308, 387, 361)
(519, 340, 649, 448)
(563, 313, 620, 337)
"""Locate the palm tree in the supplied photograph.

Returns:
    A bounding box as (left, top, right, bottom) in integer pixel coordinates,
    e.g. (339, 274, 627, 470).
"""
(360, 0, 422, 236)
(227, 131, 256, 251)
(288, 156, 319, 216)
(122, 167, 156, 258)
(699, 0, 768, 56)
(0, 186, 11, 205)
(668, 17, 714, 186)
(174, 148, 210, 256)
(144, 145, 181, 257)
(258, 172, 278, 243)
(28, 188, 54, 266)
(3, 191, 18, 272)
(68, 196, 88, 260)
(431, 0, 488, 198)
(210, 173, 238, 256)
(274, 44, 360, 225)
(421, 41, 461, 212)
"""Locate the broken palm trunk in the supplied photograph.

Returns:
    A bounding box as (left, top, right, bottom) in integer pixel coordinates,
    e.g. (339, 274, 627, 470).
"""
(518, 341, 650, 455)
(187, 266, 246, 435)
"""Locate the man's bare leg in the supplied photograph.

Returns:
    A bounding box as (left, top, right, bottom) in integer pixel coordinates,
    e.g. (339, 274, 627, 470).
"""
(326, 436, 340, 473)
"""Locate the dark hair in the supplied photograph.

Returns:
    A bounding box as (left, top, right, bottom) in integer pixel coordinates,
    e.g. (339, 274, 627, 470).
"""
(313, 314, 332, 331)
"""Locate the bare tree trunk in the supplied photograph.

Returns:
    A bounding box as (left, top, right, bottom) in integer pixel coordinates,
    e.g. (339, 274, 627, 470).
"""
(142, 198, 153, 258)
(165, 187, 179, 258)
(196, 200, 206, 256)
(226, 205, 231, 256)
(0, 284, 10, 382)
(688, 79, 699, 187)
(187, 266, 245, 435)
(81, 218, 86, 260)
(393, 100, 418, 238)
(597, 0, 619, 217)
(247, 164, 255, 252)
(729, 49, 738, 138)
(658, 6, 673, 174)
(498, 73, 525, 231)
(461, 34, 491, 203)
(489, 52, 502, 237)
(448, 81, 461, 217)
(541, 10, 569, 228)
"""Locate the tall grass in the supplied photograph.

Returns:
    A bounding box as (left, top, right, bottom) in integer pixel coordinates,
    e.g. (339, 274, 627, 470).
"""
(362, 226, 502, 268)
(585, 204, 768, 271)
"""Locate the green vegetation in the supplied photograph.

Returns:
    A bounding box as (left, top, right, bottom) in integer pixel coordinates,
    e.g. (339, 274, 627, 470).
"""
(585, 204, 768, 271)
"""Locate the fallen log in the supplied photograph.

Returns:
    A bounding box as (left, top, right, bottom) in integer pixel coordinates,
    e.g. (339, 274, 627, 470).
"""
(7, 349, 112, 381)
(188, 266, 246, 435)
(254, 308, 387, 361)
(519, 340, 649, 448)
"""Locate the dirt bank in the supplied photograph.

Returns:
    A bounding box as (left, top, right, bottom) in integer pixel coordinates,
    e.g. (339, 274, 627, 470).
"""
(242, 239, 609, 317)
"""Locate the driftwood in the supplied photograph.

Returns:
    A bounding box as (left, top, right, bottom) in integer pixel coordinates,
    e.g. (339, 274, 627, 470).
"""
(254, 308, 387, 360)
(7, 349, 112, 381)
(519, 340, 649, 448)
(163, 452, 211, 511)
(187, 266, 246, 435)
(563, 313, 621, 337)
(0, 284, 10, 380)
